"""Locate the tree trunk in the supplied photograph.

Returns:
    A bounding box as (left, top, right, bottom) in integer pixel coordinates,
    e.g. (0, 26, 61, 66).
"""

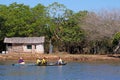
(49, 39, 53, 54)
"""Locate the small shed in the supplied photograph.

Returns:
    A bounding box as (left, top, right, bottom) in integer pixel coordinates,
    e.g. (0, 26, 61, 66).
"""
(4, 37, 45, 54)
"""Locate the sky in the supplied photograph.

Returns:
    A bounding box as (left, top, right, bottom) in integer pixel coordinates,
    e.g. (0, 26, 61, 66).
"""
(0, 0, 120, 12)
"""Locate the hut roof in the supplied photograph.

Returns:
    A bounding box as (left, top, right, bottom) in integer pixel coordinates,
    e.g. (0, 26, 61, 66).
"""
(4, 37, 45, 44)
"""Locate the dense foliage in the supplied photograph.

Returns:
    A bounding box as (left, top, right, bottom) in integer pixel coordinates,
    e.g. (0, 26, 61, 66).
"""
(0, 2, 120, 54)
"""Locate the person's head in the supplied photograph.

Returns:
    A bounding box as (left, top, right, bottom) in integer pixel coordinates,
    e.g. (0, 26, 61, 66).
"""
(20, 57, 23, 59)
(58, 57, 61, 59)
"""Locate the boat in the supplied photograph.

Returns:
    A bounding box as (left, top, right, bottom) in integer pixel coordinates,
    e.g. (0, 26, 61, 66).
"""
(36, 62, 67, 66)
(12, 63, 35, 66)
(12, 62, 67, 66)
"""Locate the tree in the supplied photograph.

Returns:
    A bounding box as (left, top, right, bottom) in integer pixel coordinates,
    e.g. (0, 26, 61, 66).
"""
(2, 3, 34, 37)
(112, 32, 120, 45)
(58, 11, 86, 53)
(80, 10, 120, 54)
(46, 2, 72, 53)
(112, 32, 120, 53)
(0, 3, 48, 37)
(31, 4, 48, 36)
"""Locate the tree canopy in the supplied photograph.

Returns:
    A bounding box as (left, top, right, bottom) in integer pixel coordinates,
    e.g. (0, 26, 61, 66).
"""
(0, 2, 120, 54)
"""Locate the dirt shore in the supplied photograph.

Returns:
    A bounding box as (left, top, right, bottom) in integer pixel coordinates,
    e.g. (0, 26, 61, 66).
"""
(0, 53, 120, 62)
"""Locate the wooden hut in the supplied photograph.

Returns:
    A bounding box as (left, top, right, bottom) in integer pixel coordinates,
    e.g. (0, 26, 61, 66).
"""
(4, 37, 45, 54)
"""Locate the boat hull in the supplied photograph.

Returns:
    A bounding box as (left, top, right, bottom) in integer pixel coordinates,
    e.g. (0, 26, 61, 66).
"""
(37, 62, 67, 66)
(12, 63, 67, 66)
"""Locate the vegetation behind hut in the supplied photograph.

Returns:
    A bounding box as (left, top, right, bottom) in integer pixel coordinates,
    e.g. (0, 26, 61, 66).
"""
(0, 2, 120, 54)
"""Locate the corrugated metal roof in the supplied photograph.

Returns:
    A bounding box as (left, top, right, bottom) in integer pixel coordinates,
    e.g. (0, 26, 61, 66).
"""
(4, 37, 45, 44)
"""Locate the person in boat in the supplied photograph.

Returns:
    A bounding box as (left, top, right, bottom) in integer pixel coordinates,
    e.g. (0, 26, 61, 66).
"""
(36, 58, 42, 65)
(18, 57, 25, 64)
(41, 57, 47, 65)
(57, 57, 63, 65)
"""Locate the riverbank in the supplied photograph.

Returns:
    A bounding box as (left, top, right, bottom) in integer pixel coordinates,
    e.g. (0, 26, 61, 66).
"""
(0, 53, 120, 62)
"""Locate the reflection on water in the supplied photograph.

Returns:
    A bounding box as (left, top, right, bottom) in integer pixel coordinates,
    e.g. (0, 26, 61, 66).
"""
(0, 61, 120, 80)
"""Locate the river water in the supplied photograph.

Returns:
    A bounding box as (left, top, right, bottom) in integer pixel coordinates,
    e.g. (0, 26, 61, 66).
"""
(0, 61, 120, 80)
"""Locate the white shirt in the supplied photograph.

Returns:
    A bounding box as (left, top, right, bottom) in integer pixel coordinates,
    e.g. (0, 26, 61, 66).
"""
(58, 58, 62, 64)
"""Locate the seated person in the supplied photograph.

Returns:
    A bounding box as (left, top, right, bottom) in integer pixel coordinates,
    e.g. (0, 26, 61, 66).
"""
(41, 57, 47, 65)
(36, 58, 42, 65)
(18, 57, 25, 64)
(57, 57, 63, 65)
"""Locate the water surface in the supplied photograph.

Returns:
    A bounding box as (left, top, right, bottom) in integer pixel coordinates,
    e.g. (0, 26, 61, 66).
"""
(0, 61, 120, 80)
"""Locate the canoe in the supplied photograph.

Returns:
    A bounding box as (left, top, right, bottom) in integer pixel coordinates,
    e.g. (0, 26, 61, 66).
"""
(36, 62, 67, 66)
(12, 62, 67, 66)
(12, 63, 35, 66)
